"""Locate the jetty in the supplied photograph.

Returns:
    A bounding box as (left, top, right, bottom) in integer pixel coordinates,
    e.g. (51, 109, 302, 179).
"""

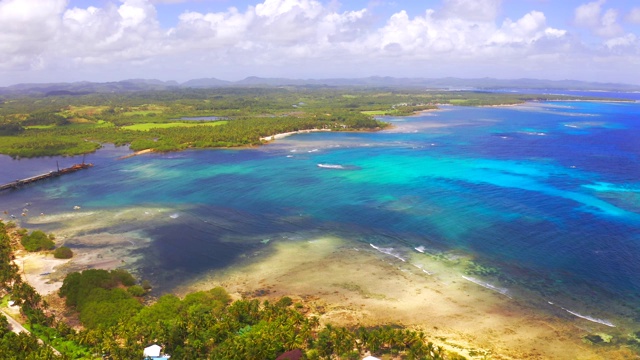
(0, 162, 93, 192)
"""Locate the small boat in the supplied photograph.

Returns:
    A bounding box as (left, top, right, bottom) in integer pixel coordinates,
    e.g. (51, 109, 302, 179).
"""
(317, 164, 345, 169)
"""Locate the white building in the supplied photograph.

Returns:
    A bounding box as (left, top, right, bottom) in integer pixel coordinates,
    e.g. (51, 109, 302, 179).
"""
(143, 344, 170, 359)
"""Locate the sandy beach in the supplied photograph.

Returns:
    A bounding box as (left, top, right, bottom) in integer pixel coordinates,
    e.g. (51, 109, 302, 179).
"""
(117, 148, 154, 159)
(10, 207, 164, 296)
(260, 129, 332, 142)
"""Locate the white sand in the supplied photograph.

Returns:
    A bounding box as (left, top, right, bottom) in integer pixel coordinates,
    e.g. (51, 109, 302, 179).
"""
(260, 129, 331, 141)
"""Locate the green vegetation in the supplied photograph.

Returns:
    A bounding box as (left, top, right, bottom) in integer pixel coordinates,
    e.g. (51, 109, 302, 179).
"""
(0, 87, 581, 158)
(0, 220, 472, 359)
(464, 261, 500, 277)
(0, 221, 61, 359)
(121, 120, 227, 131)
(53, 246, 73, 259)
(20, 230, 55, 252)
(57, 281, 461, 359)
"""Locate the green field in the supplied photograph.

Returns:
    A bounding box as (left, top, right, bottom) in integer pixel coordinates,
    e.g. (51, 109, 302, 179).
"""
(122, 121, 228, 131)
(25, 125, 56, 129)
(361, 110, 395, 115)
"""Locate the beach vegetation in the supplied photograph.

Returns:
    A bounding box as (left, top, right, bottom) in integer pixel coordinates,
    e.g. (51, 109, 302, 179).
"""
(127, 285, 146, 297)
(49, 264, 469, 359)
(141, 279, 152, 291)
(20, 230, 55, 252)
(53, 246, 73, 259)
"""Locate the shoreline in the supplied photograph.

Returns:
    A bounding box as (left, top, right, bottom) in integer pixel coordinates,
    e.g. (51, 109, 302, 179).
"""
(173, 236, 634, 359)
(6, 206, 637, 359)
(260, 129, 332, 142)
(117, 148, 154, 159)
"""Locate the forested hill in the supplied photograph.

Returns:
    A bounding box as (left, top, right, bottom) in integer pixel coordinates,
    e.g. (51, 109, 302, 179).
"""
(2, 76, 639, 96)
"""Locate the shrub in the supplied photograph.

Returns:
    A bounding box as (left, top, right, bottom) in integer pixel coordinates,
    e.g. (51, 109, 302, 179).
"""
(127, 285, 146, 297)
(21, 230, 55, 252)
(53, 246, 73, 259)
(141, 280, 152, 291)
(110, 269, 136, 286)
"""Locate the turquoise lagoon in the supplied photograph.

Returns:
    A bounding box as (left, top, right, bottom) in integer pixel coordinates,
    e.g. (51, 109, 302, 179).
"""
(1, 100, 639, 328)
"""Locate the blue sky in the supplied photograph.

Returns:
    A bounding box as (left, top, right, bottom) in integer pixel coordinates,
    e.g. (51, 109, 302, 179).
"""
(1, 0, 640, 86)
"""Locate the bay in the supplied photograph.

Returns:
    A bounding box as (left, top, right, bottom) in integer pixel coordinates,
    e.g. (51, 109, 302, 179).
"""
(1, 100, 639, 327)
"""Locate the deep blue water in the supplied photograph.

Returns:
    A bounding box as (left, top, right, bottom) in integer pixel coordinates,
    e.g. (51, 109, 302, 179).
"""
(1, 100, 639, 323)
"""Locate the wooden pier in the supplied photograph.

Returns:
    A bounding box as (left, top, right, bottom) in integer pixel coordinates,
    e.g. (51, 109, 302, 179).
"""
(0, 163, 93, 192)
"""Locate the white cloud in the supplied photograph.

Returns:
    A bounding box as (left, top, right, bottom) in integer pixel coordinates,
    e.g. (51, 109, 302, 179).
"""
(604, 34, 639, 52)
(575, 0, 605, 27)
(627, 7, 640, 24)
(574, 0, 623, 38)
(440, 0, 502, 22)
(60, 0, 164, 65)
(0, 0, 66, 70)
(0, 0, 638, 85)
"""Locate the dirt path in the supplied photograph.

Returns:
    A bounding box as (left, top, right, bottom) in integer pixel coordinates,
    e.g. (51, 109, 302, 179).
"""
(1, 309, 29, 334)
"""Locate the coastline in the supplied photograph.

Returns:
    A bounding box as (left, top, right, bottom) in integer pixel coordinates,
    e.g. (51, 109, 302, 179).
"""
(260, 129, 332, 142)
(117, 148, 154, 159)
(6, 205, 637, 359)
(173, 236, 634, 359)
(3, 98, 639, 358)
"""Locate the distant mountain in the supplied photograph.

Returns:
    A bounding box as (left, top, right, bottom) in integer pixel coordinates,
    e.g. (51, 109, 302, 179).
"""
(1, 76, 639, 96)
(181, 78, 231, 88)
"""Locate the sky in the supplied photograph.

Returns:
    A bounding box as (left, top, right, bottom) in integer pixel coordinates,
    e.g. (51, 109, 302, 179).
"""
(1, 0, 639, 86)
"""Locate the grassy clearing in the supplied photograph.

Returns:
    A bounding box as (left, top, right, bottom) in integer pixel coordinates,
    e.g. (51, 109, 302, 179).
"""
(361, 110, 395, 115)
(25, 125, 56, 129)
(122, 121, 228, 131)
(120, 104, 170, 117)
(121, 110, 159, 116)
(60, 105, 109, 117)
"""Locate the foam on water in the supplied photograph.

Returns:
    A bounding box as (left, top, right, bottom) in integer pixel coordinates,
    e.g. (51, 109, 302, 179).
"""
(370, 244, 406, 262)
(462, 275, 511, 298)
(561, 307, 616, 327)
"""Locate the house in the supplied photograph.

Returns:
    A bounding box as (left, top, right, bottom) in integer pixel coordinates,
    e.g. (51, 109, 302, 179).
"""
(362, 356, 381, 360)
(143, 344, 170, 359)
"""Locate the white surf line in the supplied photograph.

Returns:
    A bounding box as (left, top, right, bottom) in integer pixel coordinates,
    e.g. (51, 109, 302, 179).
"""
(560, 307, 616, 327)
(412, 263, 433, 275)
(462, 275, 511, 299)
(369, 243, 406, 262)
